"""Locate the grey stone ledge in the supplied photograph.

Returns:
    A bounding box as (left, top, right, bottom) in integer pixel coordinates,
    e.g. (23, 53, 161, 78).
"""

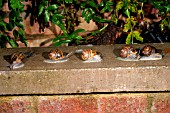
(0, 43, 170, 95)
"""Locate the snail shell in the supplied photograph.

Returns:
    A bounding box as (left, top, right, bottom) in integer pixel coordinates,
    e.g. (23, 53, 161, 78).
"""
(81, 49, 97, 61)
(48, 49, 64, 60)
(120, 45, 138, 58)
(11, 52, 25, 64)
(141, 45, 156, 56)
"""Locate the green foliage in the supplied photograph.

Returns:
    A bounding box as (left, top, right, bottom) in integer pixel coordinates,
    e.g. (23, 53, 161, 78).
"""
(53, 29, 85, 46)
(126, 31, 143, 44)
(123, 17, 137, 32)
(0, 0, 25, 48)
(150, 0, 170, 31)
(1, 0, 170, 47)
(116, 0, 144, 44)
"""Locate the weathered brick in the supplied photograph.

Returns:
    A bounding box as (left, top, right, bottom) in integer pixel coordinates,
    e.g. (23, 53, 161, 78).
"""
(98, 95, 147, 113)
(38, 96, 98, 113)
(38, 94, 148, 113)
(0, 94, 170, 113)
(151, 96, 170, 113)
(0, 97, 32, 113)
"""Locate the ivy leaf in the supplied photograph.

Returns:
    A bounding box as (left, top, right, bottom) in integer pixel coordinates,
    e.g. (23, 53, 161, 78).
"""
(38, 4, 44, 16)
(116, 1, 124, 12)
(100, 1, 114, 13)
(126, 32, 132, 44)
(53, 14, 65, 19)
(126, 31, 143, 44)
(53, 34, 68, 42)
(18, 29, 24, 36)
(7, 36, 18, 48)
(82, 8, 88, 17)
(65, 0, 69, 4)
(99, 1, 104, 7)
(52, 19, 67, 34)
(0, 21, 7, 30)
(9, 10, 20, 22)
(13, 30, 19, 39)
(58, 23, 67, 34)
(54, 40, 71, 47)
(44, 10, 50, 23)
(151, 1, 164, 11)
(10, 0, 21, 10)
(133, 31, 143, 42)
(75, 36, 83, 44)
(165, 5, 170, 12)
(124, 9, 130, 18)
(19, 34, 27, 46)
(75, 36, 83, 40)
(130, 4, 136, 12)
(47, 4, 58, 11)
(16, 22, 24, 30)
(88, 1, 98, 8)
(7, 22, 15, 31)
(85, 12, 92, 23)
(72, 29, 85, 35)
(18, 29, 27, 46)
(42, 0, 48, 6)
(69, 0, 73, 3)
(69, 29, 85, 39)
(80, 2, 86, 8)
(123, 22, 131, 32)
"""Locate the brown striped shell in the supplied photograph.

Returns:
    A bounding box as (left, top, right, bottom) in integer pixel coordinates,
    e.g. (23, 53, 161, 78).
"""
(141, 45, 156, 56)
(48, 49, 64, 60)
(81, 49, 97, 61)
(120, 45, 138, 58)
(11, 52, 25, 64)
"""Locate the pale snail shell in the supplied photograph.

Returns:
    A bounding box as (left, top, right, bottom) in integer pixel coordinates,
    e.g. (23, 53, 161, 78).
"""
(81, 49, 97, 61)
(120, 45, 138, 58)
(48, 49, 64, 60)
(141, 45, 156, 56)
(11, 52, 25, 64)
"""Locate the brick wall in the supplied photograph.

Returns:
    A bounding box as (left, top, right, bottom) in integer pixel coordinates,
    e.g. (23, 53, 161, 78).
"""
(0, 93, 170, 113)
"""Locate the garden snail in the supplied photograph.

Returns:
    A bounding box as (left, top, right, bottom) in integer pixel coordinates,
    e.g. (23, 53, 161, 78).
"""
(81, 49, 97, 61)
(11, 52, 25, 64)
(48, 49, 65, 60)
(141, 45, 156, 56)
(120, 45, 138, 58)
(9, 52, 25, 69)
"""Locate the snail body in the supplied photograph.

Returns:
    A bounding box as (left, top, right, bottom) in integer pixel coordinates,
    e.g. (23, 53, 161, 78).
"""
(141, 45, 156, 56)
(81, 49, 97, 61)
(120, 45, 138, 59)
(48, 49, 64, 60)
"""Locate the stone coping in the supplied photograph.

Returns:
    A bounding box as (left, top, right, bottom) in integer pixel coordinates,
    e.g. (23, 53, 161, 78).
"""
(0, 43, 169, 95)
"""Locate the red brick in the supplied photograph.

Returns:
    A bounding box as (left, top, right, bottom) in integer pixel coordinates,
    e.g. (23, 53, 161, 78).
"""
(38, 96, 98, 113)
(0, 99, 31, 113)
(38, 95, 148, 113)
(1, 94, 170, 113)
(152, 100, 170, 113)
(99, 95, 147, 113)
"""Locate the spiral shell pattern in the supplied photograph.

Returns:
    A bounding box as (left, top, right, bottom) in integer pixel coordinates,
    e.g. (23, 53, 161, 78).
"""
(11, 52, 25, 64)
(120, 45, 138, 58)
(48, 49, 64, 60)
(81, 49, 97, 61)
